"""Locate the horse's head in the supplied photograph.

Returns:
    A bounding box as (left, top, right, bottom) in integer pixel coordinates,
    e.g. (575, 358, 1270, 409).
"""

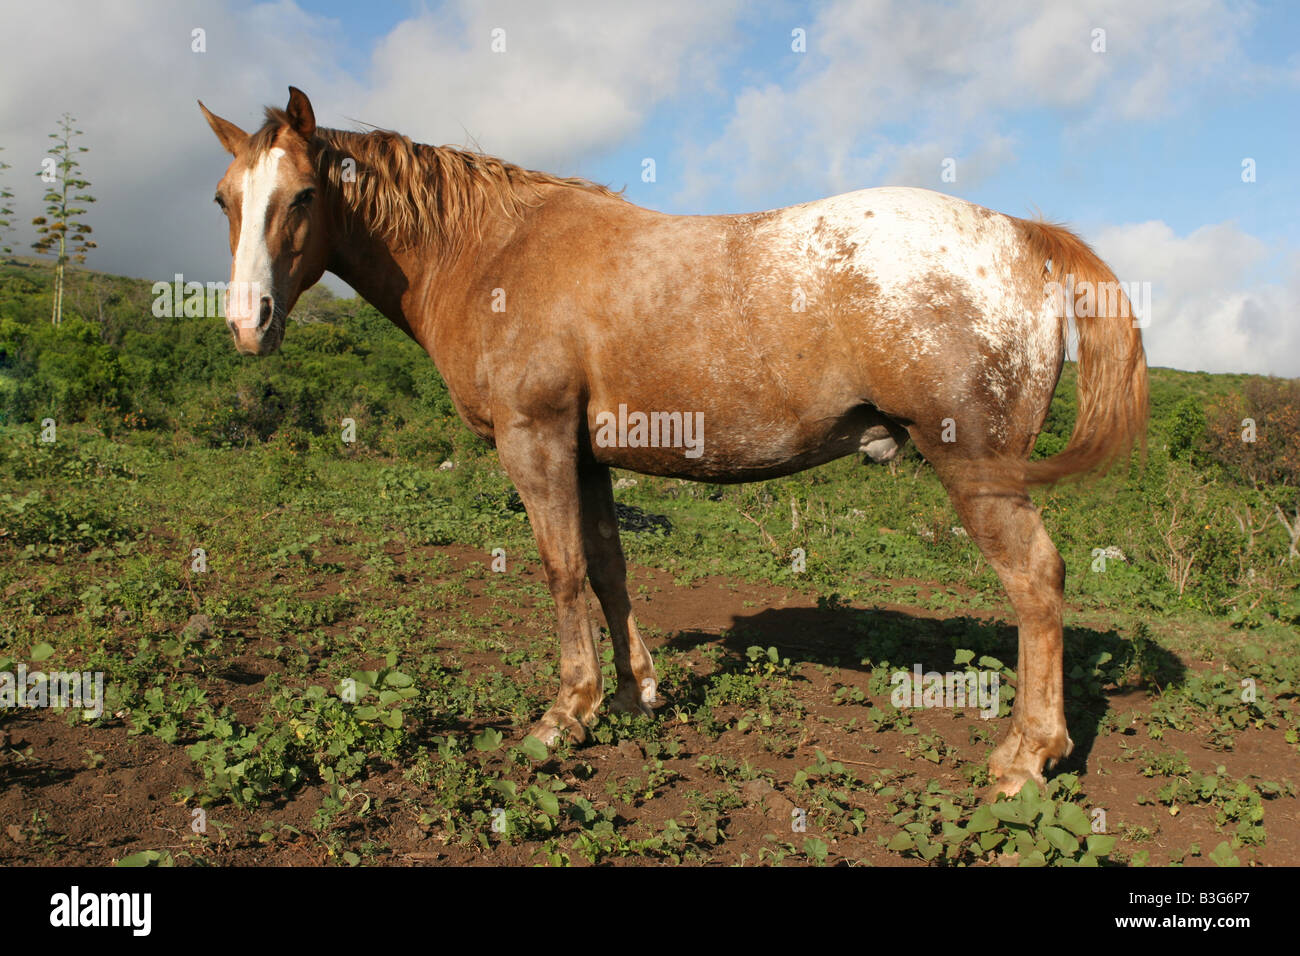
(198, 87, 328, 355)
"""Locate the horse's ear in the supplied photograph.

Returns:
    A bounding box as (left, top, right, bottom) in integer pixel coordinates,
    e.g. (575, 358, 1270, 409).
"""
(198, 101, 247, 156)
(285, 87, 316, 141)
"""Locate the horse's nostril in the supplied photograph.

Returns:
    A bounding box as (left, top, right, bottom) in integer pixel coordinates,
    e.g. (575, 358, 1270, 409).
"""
(227, 319, 237, 333)
(257, 295, 273, 331)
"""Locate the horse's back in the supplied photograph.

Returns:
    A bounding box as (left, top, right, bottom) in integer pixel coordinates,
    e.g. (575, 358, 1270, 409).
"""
(480, 185, 1063, 476)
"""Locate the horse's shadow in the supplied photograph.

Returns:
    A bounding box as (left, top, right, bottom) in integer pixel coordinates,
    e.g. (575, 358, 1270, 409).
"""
(662, 601, 1184, 777)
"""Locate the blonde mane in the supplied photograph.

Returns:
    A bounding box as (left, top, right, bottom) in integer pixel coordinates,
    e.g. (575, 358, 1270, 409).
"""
(251, 107, 624, 256)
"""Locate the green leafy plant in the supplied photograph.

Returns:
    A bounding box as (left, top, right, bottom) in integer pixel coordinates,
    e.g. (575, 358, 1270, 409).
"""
(30, 113, 96, 326)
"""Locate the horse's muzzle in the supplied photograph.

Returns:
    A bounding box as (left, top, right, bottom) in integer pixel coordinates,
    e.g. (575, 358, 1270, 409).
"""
(228, 295, 281, 354)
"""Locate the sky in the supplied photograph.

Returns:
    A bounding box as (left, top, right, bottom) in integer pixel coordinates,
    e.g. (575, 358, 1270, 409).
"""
(0, 0, 1297, 375)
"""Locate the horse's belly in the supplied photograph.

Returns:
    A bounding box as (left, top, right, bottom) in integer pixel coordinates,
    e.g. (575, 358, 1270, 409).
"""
(585, 397, 888, 481)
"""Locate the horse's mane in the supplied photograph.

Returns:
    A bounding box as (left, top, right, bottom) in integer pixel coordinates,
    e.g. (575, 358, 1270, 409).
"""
(251, 107, 623, 256)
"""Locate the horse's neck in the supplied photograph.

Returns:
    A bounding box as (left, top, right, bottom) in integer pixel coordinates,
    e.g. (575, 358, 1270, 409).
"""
(324, 196, 525, 350)
(325, 222, 428, 343)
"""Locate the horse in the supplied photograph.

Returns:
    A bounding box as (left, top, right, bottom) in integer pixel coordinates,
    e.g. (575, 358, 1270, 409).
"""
(200, 87, 1147, 798)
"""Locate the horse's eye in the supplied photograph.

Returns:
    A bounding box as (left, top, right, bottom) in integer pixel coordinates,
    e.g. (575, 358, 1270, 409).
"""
(214, 194, 227, 211)
(291, 188, 315, 209)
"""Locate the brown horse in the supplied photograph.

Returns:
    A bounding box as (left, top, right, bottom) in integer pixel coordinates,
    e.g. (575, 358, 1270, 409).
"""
(200, 87, 1147, 797)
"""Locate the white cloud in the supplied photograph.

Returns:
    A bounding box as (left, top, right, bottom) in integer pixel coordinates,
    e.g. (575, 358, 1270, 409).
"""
(340, 0, 740, 171)
(0, 0, 348, 286)
(0, 0, 738, 291)
(678, 0, 1255, 205)
(881, 133, 1018, 190)
(1093, 220, 1300, 376)
(0, 0, 1291, 382)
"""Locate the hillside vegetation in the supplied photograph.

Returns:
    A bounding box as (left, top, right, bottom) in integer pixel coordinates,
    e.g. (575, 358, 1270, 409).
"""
(3, 257, 1296, 623)
(2, 257, 1298, 868)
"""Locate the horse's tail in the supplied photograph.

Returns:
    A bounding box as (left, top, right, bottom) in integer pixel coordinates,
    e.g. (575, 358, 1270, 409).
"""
(1013, 218, 1149, 485)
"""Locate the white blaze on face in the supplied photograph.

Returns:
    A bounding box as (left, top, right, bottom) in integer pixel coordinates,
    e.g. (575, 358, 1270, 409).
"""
(228, 146, 285, 328)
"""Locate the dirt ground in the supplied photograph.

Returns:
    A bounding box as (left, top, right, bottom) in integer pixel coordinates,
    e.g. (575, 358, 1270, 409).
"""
(2, 543, 1297, 866)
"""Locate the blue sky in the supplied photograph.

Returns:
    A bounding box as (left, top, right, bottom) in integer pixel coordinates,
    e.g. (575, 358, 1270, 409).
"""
(284, 0, 1298, 245)
(1, 0, 1297, 373)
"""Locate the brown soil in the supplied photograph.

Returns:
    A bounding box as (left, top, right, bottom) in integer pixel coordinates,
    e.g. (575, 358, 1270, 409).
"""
(2, 543, 1296, 867)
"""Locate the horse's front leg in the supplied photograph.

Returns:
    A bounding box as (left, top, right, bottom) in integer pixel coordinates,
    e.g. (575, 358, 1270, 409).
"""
(496, 424, 603, 745)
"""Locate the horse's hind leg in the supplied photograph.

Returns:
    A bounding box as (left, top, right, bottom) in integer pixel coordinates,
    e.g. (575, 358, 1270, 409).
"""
(935, 461, 1073, 798)
(495, 426, 603, 745)
(578, 463, 658, 717)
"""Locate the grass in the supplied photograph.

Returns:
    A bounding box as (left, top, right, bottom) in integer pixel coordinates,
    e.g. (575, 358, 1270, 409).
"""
(2, 260, 1298, 865)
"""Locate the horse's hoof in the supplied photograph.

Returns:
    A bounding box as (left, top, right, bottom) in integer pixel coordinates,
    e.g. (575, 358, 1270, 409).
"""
(527, 710, 587, 748)
(982, 769, 1044, 802)
(607, 677, 657, 718)
(1046, 733, 1075, 770)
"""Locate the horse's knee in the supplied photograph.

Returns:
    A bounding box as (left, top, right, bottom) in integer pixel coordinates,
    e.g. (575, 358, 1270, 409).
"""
(1030, 531, 1065, 590)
